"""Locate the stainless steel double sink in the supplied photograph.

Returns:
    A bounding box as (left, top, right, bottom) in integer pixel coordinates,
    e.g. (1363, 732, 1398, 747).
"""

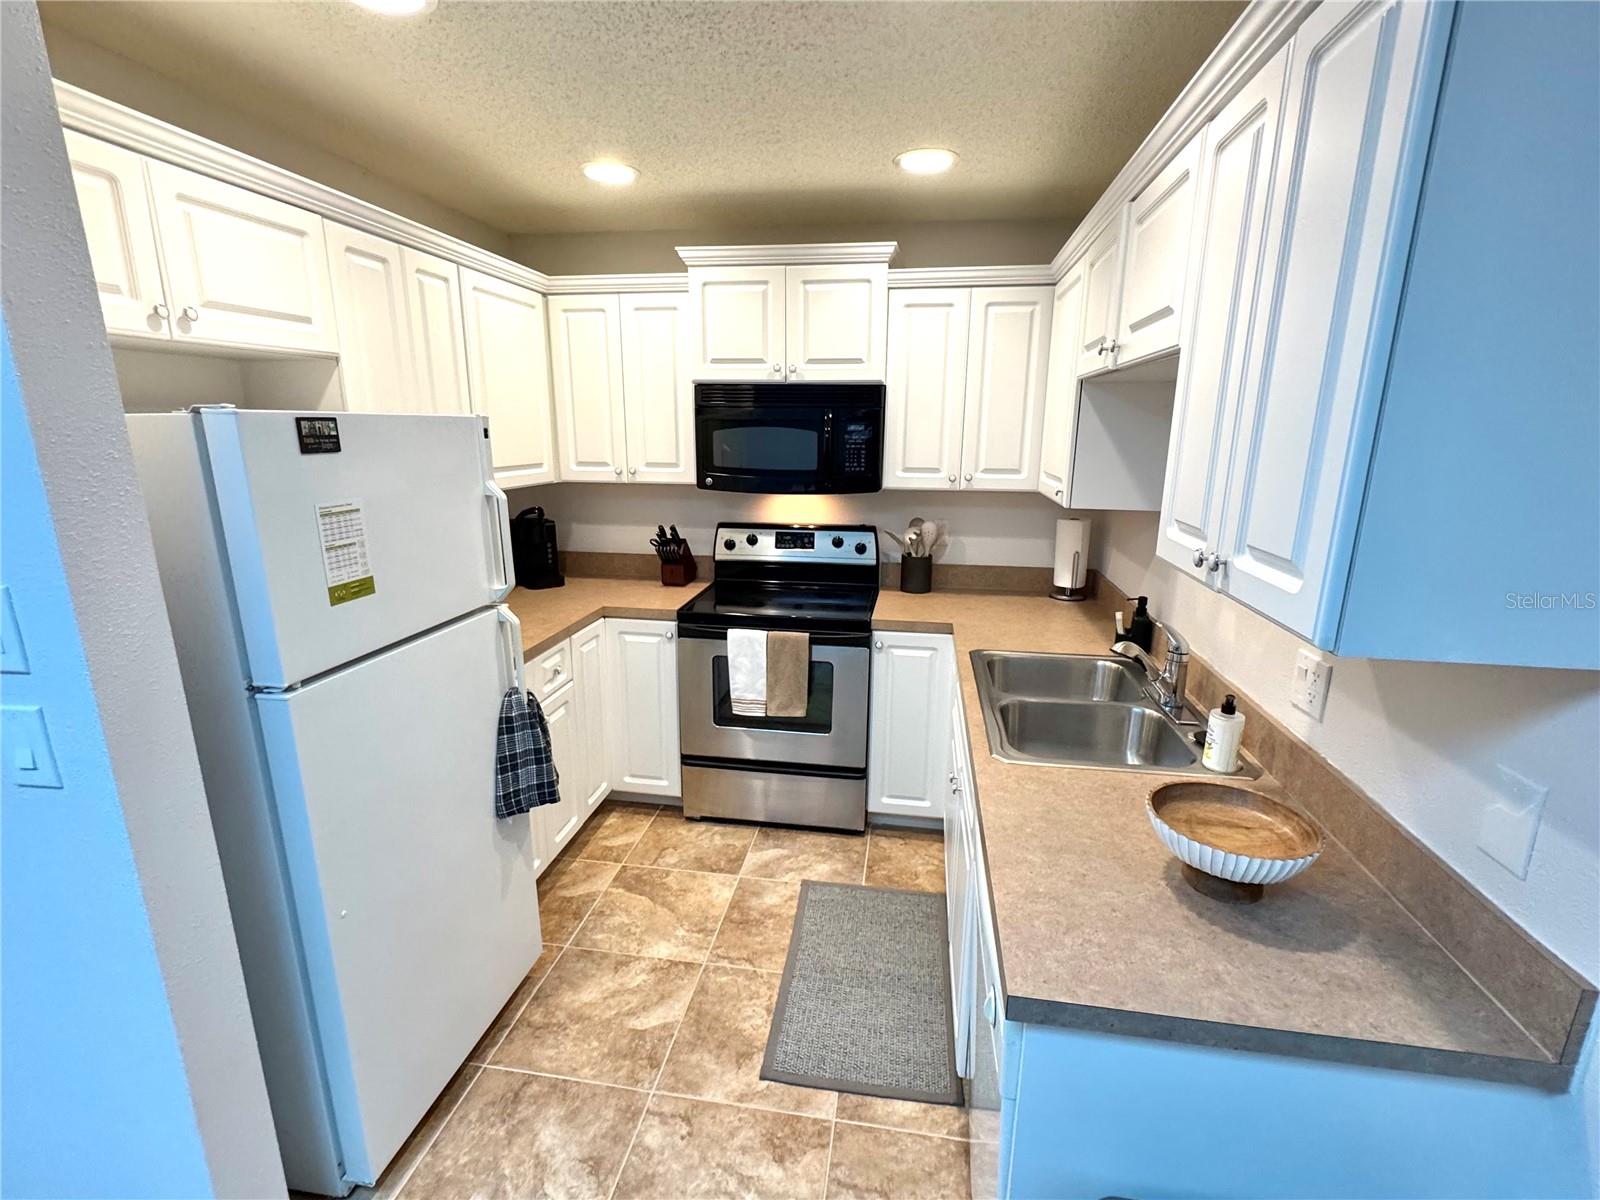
(972, 650, 1221, 775)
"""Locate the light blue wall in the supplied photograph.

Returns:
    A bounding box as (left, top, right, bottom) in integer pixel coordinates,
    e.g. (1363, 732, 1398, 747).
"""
(0, 325, 215, 1198)
(1339, 0, 1600, 668)
(1005, 1020, 1598, 1200)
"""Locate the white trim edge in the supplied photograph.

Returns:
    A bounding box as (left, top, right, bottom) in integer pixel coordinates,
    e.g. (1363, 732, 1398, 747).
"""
(888, 265, 1055, 289)
(542, 273, 688, 294)
(1049, 0, 1312, 278)
(53, 80, 553, 295)
(675, 241, 899, 267)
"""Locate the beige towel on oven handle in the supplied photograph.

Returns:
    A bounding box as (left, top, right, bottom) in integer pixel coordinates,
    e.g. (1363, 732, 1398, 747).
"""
(764, 630, 811, 718)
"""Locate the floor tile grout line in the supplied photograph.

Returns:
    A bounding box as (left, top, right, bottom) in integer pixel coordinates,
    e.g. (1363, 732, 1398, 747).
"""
(604, 1086, 654, 1200)
(479, 1062, 650, 1093)
(820, 1116, 838, 1200)
(385, 1061, 487, 1200)
(467, 942, 569, 1068)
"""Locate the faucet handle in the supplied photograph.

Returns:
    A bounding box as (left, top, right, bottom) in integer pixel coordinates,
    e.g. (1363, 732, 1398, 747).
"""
(1155, 619, 1189, 658)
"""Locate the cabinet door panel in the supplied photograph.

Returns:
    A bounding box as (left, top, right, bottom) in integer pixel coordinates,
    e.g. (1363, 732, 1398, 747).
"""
(1117, 135, 1202, 364)
(147, 160, 336, 353)
(64, 131, 170, 340)
(688, 267, 786, 382)
(325, 224, 417, 413)
(1220, 0, 1446, 637)
(538, 682, 585, 857)
(605, 620, 680, 797)
(572, 621, 610, 811)
(548, 294, 627, 481)
(867, 633, 954, 816)
(1157, 48, 1288, 580)
(1075, 214, 1126, 374)
(462, 269, 556, 487)
(1037, 267, 1086, 505)
(786, 264, 888, 381)
(620, 293, 694, 484)
(960, 287, 1053, 491)
(884, 289, 969, 490)
(401, 249, 471, 415)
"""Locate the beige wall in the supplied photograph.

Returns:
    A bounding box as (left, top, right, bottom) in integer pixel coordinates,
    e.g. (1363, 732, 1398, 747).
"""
(40, 23, 512, 256)
(510, 218, 1075, 276)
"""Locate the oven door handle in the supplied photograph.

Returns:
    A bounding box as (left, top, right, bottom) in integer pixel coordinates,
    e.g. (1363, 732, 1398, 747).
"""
(675, 622, 871, 650)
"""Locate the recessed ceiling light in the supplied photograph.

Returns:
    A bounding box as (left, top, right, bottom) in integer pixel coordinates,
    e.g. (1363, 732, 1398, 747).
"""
(895, 147, 958, 176)
(349, 0, 436, 15)
(582, 160, 640, 186)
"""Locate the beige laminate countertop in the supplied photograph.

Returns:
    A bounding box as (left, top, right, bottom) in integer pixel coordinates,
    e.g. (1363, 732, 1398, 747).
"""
(509, 580, 1552, 1082)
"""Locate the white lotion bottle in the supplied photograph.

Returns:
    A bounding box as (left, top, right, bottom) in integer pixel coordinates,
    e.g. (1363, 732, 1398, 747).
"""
(1202, 693, 1245, 774)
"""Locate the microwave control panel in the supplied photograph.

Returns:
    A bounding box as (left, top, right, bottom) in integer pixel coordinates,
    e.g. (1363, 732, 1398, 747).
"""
(838, 420, 876, 475)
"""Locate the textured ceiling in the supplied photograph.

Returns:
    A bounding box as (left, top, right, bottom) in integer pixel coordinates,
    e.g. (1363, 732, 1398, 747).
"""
(39, 0, 1243, 236)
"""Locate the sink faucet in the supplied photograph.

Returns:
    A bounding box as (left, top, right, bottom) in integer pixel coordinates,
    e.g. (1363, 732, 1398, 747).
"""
(1112, 621, 1191, 717)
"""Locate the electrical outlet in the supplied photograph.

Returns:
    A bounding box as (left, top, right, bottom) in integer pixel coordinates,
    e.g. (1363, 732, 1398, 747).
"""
(1290, 649, 1332, 719)
(1478, 766, 1548, 880)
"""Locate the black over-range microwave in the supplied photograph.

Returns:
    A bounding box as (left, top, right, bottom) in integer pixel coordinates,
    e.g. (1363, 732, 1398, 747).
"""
(694, 382, 884, 494)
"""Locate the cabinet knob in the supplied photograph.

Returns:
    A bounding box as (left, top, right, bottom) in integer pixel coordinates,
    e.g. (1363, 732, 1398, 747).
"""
(963, 473, 973, 483)
(1055, 489, 1063, 499)
(613, 466, 623, 476)
(628, 467, 637, 476)
(787, 364, 797, 375)
(181, 305, 200, 322)
(1107, 340, 1119, 355)
(665, 631, 675, 641)
(873, 640, 883, 651)
(1097, 343, 1108, 356)
(772, 362, 783, 373)
(1192, 549, 1206, 568)
(947, 474, 956, 484)
(949, 772, 958, 785)
(1206, 553, 1227, 573)
(152, 302, 169, 320)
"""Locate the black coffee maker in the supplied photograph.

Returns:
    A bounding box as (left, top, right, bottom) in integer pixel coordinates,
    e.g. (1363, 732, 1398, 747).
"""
(510, 507, 564, 589)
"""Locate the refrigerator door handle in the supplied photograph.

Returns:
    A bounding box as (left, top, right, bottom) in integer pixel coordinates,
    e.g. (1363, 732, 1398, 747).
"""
(495, 605, 525, 692)
(485, 481, 513, 599)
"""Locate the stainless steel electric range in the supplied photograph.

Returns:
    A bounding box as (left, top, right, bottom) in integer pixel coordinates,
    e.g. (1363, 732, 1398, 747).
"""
(676, 522, 879, 832)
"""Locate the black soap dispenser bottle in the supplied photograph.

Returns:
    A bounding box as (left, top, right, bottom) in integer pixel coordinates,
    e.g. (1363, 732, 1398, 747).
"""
(1125, 596, 1155, 653)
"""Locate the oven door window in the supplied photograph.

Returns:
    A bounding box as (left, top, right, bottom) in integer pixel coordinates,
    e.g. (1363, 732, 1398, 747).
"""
(702, 416, 824, 477)
(711, 657, 834, 734)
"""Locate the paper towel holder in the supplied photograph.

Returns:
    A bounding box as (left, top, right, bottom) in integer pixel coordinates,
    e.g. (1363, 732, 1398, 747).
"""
(1051, 517, 1091, 602)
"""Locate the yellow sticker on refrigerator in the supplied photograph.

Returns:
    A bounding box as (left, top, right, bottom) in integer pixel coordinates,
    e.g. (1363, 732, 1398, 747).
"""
(317, 500, 376, 605)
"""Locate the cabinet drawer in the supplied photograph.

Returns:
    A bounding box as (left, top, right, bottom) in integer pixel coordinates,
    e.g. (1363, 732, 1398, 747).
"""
(528, 638, 573, 700)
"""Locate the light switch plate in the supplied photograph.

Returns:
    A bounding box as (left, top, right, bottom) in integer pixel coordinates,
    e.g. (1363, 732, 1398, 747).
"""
(3, 705, 63, 789)
(1290, 648, 1332, 720)
(1478, 765, 1548, 880)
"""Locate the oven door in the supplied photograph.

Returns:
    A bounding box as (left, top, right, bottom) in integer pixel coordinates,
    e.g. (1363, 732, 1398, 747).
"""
(695, 403, 833, 493)
(677, 624, 870, 769)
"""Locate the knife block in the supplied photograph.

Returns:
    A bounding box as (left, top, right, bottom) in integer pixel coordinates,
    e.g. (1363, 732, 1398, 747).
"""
(661, 548, 698, 587)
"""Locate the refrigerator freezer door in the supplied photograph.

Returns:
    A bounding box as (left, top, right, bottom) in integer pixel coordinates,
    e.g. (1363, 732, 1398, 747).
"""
(254, 606, 538, 1186)
(200, 408, 512, 688)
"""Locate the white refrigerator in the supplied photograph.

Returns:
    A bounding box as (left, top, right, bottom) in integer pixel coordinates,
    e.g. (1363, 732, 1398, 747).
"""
(127, 408, 541, 1195)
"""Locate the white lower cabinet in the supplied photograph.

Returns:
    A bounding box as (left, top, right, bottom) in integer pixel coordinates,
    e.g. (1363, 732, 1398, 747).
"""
(605, 618, 681, 798)
(867, 632, 955, 818)
(571, 620, 610, 813)
(537, 679, 586, 859)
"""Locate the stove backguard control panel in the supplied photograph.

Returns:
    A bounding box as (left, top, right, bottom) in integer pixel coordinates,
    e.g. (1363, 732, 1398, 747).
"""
(714, 524, 878, 565)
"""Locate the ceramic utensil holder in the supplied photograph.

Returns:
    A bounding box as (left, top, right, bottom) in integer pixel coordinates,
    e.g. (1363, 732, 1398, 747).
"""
(900, 556, 932, 594)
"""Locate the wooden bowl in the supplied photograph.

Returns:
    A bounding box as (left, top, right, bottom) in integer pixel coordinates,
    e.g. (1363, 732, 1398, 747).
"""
(1147, 782, 1323, 895)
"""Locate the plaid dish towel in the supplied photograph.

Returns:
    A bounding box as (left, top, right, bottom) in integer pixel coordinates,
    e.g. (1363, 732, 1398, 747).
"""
(494, 686, 560, 819)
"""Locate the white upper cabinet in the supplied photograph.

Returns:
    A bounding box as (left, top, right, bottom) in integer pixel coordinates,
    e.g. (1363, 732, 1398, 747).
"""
(1074, 214, 1126, 375)
(884, 288, 971, 490)
(548, 293, 627, 481)
(1037, 266, 1087, 507)
(686, 259, 888, 382)
(620, 293, 695, 484)
(1215, 0, 1444, 637)
(784, 263, 889, 381)
(959, 286, 1053, 491)
(325, 224, 417, 414)
(399, 248, 471, 414)
(1158, 47, 1289, 582)
(145, 160, 337, 354)
(461, 269, 556, 488)
(1115, 134, 1202, 366)
(63, 130, 171, 340)
(687, 266, 787, 381)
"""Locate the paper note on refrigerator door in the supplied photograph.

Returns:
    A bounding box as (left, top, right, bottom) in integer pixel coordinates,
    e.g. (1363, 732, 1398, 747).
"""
(317, 500, 376, 605)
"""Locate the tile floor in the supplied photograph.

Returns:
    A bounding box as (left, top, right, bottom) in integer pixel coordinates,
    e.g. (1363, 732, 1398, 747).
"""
(354, 802, 971, 1200)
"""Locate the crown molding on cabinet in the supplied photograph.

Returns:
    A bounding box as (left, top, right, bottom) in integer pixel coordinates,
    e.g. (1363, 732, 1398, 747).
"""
(887, 264, 1055, 289)
(53, 80, 554, 296)
(675, 241, 899, 267)
(1049, 0, 1313, 279)
(542, 273, 688, 294)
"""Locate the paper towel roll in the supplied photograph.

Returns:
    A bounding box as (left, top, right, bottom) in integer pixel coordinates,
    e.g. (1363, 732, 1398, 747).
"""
(1052, 518, 1090, 600)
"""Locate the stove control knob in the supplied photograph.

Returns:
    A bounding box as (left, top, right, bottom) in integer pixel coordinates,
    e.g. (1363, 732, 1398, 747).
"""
(723, 538, 736, 551)
(854, 541, 868, 555)
(831, 535, 845, 549)
(745, 533, 759, 546)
